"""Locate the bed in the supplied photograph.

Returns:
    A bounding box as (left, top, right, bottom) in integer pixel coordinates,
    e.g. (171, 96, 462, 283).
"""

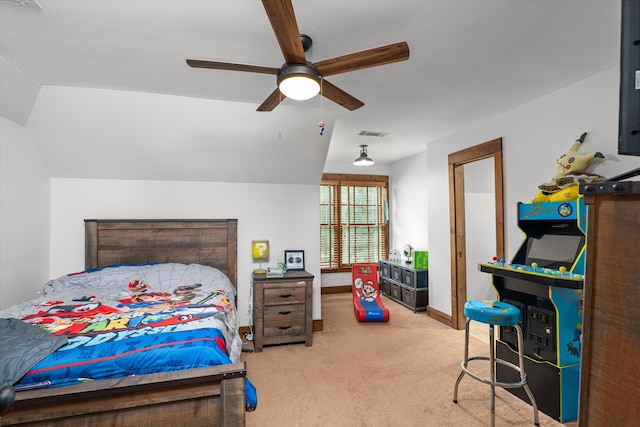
(1, 219, 253, 427)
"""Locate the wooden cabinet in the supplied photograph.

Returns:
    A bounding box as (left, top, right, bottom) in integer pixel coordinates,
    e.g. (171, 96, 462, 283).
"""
(252, 270, 313, 352)
(379, 260, 428, 311)
(578, 181, 640, 426)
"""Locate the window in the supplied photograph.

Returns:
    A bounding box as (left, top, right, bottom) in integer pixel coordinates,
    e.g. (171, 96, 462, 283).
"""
(320, 173, 389, 272)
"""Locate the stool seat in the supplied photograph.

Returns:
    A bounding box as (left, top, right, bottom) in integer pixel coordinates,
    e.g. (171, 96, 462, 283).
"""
(464, 300, 521, 326)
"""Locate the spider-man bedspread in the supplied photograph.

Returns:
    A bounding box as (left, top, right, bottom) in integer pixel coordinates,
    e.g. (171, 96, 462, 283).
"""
(0, 263, 257, 411)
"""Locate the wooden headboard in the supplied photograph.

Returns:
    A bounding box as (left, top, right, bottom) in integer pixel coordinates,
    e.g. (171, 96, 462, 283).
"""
(84, 219, 238, 288)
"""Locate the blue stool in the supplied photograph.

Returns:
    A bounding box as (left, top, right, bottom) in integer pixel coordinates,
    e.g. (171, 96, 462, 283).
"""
(453, 300, 539, 427)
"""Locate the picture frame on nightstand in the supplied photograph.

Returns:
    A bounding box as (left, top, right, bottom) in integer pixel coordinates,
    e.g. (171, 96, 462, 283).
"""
(284, 250, 305, 270)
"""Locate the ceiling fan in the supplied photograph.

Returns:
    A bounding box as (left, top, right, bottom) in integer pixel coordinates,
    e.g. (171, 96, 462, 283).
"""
(186, 0, 410, 112)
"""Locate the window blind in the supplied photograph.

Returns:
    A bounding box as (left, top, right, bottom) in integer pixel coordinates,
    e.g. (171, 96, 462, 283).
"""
(320, 174, 388, 272)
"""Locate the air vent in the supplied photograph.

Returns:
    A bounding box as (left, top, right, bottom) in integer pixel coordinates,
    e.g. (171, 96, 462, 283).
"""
(358, 130, 389, 138)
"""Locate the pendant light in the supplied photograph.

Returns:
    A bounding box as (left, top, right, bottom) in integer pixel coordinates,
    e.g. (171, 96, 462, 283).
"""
(353, 145, 374, 166)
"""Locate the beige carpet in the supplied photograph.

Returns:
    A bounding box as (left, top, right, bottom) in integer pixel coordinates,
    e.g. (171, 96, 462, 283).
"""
(242, 293, 577, 427)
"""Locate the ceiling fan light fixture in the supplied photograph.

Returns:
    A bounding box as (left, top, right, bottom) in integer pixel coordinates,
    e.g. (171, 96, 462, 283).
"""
(277, 63, 321, 101)
(353, 145, 375, 166)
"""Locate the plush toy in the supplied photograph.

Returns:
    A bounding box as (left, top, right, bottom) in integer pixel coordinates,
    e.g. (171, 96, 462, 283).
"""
(532, 132, 605, 203)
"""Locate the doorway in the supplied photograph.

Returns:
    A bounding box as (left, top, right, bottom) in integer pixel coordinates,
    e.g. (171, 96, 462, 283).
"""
(448, 138, 504, 330)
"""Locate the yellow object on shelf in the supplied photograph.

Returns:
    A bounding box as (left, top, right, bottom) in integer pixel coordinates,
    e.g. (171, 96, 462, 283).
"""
(251, 240, 269, 259)
(252, 240, 269, 274)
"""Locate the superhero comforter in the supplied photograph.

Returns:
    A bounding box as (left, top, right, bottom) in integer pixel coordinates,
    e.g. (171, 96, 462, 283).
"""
(0, 262, 257, 411)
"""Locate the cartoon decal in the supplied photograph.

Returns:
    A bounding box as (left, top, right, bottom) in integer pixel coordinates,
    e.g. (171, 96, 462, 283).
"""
(566, 290, 583, 358)
(354, 277, 378, 302)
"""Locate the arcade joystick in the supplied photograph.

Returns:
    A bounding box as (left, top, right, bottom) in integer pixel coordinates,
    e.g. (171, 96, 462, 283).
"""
(491, 256, 506, 267)
(559, 266, 567, 276)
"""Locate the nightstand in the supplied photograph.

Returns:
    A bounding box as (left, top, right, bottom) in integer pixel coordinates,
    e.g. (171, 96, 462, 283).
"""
(252, 270, 313, 352)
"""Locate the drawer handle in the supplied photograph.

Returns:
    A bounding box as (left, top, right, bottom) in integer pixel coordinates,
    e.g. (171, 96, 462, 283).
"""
(279, 311, 292, 315)
(278, 326, 292, 330)
(279, 294, 293, 298)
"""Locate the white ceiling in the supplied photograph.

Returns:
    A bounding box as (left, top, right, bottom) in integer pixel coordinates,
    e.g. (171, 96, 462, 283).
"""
(0, 0, 621, 179)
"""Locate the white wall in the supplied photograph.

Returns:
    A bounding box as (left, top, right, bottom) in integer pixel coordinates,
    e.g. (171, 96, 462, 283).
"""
(426, 66, 639, 316)
(389, 151, 428, 253)
(465, 157, 497, 302)
(26, 86, 335, 186)
(49, 178, 322, 326)
(0, 117, 51, 309)
(465, 193, 497, 301)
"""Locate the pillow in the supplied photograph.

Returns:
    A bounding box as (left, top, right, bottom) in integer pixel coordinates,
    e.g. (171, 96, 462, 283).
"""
(0, 318, 68, 387)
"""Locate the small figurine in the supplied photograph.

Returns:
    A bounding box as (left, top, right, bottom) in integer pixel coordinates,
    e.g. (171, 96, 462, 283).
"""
(533, 132, 605, 202)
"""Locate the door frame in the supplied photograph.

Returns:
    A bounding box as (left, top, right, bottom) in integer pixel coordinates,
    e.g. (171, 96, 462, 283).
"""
(448, 138, 505, 330)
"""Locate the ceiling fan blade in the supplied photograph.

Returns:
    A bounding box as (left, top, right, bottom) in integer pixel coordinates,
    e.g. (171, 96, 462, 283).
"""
(186, 59, 279, 75)
(321, 80, 364, 111)
(314, 42, 410, 77)
(261, 0, 306, 64)
(257, 88, 285, 111)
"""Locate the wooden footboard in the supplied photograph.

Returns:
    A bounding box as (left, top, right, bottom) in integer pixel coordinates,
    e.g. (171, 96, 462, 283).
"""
(2, 363, 246, 427)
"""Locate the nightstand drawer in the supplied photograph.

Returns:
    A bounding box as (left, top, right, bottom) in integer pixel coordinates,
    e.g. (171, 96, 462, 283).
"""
(264, 285, 306, 305)
(264, 304, 306, 337)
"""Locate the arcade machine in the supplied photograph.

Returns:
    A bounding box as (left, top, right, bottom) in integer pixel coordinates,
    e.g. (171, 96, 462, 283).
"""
(478, 199, 586, 423)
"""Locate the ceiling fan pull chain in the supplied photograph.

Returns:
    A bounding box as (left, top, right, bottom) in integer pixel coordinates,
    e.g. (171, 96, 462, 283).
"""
(279, 92, 282, 140)
(319, 77, 325, 136)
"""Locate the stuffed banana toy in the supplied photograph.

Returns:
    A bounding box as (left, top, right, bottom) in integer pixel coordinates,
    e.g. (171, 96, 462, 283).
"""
(533, 132, 605, 203)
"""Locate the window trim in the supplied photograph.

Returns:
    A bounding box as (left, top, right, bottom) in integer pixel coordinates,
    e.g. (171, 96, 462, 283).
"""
(320, 173, 389, 274)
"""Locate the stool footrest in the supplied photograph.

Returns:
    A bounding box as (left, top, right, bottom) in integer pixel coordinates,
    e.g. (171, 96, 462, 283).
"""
(461, 356, 528, 389)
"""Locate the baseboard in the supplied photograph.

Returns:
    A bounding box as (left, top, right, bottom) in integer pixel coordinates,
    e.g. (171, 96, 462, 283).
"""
(427, 306, 452, 327)
(321, 285, 351, 294)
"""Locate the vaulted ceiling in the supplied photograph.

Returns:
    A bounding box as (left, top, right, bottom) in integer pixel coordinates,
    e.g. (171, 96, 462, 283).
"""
(0, 0, 621, 184)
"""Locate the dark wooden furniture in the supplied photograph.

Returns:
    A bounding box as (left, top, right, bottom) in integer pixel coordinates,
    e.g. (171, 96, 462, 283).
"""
(578, 182, 640, 426)
(379, 259, 428, 311)
(252, 270, 313, 352)
(3, 219, 247, 427)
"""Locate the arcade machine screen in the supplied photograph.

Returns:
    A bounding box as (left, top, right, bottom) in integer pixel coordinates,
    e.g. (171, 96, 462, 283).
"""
(524, 234, 585, 270)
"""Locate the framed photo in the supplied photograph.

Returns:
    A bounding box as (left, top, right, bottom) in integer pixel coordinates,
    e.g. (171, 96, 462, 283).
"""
(284, 250, 305, 271)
